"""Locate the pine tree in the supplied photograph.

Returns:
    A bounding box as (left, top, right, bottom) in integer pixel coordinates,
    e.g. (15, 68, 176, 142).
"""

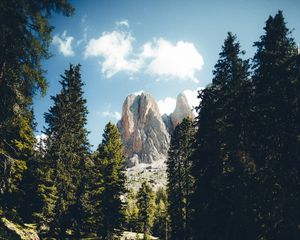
(93, 122, 126, 239)
(124, 188, 139, 232)
(0, 0, 73, 217)
(136, 181, 155, 240)
(153, 187, 169, 240)
(191, 32, 252, 240)
(42, 64, 90, 237)
(251, 11, 299, 239)
(167, 118, 195, 240)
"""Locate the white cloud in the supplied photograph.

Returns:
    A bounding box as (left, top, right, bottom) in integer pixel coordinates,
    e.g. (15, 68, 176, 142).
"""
(157, 97, 176, 115)
(116, 19, 129, 28)
(84, 22, 204, 81)
(84, 31, 142, 78)
(102, 111, 121, 120)
(52, 31, 75, 57)
(141, 38, 204, 82)
(183, 88, 203, 115)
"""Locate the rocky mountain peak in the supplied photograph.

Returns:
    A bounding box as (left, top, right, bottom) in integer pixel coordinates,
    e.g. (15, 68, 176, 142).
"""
(118, 91, 195, 169)
(117, 92, 170, 167)
(163, 93, 195, 134)
(171, 93, 194, 128)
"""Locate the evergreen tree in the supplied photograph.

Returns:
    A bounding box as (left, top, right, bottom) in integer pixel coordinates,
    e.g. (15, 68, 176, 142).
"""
(167, 118, 196, 240)
(42, 64, 90, 237)
(136, 181, 155, 240)
(191, 32, 252, 240)
(0, 0, 73, 217)
(124, 189, 139, 232)
(251, 11, 299, 239)
(153, 187, 169, 240)
(93, 122, 126, 239)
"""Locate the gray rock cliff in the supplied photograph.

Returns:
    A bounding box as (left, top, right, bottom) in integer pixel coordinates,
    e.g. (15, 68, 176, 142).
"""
(117, 92, 170, 167)
(117, 91, 195, 168)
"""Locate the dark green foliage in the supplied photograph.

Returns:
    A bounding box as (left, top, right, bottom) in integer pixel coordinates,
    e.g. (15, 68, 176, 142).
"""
(191, 32, 253, 240)
(191, 11, 300, 240)
(137, 181, 155, 240)
(93, 122, 126, 239)
(41, 64, 90, 237)
(167, 118, 196, 240)
(124, 189, 139, 232)
(250, 11, 300, 239)
(153, 187, 169, 240)
(0, 0, 73, 219)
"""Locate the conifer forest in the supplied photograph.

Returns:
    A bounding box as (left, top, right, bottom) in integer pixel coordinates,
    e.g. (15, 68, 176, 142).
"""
(0, 0, 300, 239)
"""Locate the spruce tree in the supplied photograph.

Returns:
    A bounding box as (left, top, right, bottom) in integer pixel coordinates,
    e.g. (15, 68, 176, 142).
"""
(42, 64, 90, 237)
(167, 118, 195, 240)
(124, 189, 139, 233)
(137, 181, 155, 240)
(93, 122, 126, 239)
(251, 11, 299, 239)
(153, 187, 169, 240)
(191, 32, 252, 240)
(0, 0, 73, 217)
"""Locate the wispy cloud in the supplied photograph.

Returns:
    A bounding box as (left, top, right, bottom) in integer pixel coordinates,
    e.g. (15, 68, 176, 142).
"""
(116, 19, 129, 28)
(101, 111, 121, 120)
(52, 31, 75, 57)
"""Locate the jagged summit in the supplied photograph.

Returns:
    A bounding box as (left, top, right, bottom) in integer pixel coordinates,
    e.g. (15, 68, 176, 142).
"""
(164, 93, 194, 134)
(117, 92, 169, 167)
(117, 91, 195, 168)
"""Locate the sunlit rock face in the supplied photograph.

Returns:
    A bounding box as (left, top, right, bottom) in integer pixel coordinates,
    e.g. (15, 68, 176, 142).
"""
(117, 91, 195, 168)
(117, 92, 170, 167)
(163, 93, 194, 134)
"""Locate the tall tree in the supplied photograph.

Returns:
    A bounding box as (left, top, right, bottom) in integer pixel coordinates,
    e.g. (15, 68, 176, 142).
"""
(191, 32, 252, 240)
(43, 64, 90, 237)
(93, 122, 126, 239)
(0, 0, 73, 216)
(251, 11, 299, 239)
(124, 188, 139, 233)
(153, 187, 169, 240)
(137, 181, 155, 240)
(167, 118, 196, 240)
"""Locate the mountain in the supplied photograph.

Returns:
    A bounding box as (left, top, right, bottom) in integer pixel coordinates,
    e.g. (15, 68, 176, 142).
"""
(117, 92, 170, 168)
(117, 91, 195, 189)
(117, 91, 194, 168)
(163, 93, 194, 134)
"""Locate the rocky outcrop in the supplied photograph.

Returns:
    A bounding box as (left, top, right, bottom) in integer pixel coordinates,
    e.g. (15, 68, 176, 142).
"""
(171, 93, 194, 127)
(163, 93, 194, 134)
(117, 92, 170, 167)
(0, 218, 39, 240)
(118, 91, 195, 168)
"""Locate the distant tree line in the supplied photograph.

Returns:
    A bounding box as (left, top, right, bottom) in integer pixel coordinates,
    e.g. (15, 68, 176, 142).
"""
(167, 10, 300, 240)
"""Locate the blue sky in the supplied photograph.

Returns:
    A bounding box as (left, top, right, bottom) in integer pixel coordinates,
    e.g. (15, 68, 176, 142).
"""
(33, 0, 300, 149)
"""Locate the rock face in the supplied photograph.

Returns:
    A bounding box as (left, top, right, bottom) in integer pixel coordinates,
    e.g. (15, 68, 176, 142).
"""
(117, 92, 170, 167)
(0, 217, 40, 240)
(118, 91, 195, 168)
(171, 93, 194, 127)
(163, 93, 194, 134)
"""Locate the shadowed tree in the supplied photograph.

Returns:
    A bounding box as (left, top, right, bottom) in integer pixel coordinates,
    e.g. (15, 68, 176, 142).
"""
(0, 0, 73, 218)
(167, 118, 196, 240)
